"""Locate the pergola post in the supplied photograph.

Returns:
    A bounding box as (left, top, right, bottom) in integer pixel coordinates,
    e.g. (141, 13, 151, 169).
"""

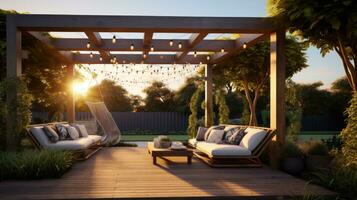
(66, 64, 75, 123)
(270, 30, 286, 167)
(205, 64, 213, 127)
(6, 16, 22, 151)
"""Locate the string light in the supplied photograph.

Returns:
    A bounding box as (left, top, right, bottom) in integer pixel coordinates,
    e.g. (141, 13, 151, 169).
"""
(178, 42, 182, 49)
(130, 44, 134, 50)
(99, 57, 103, 61)
(243, 42, 247, 49)
(86, 41, 91, 49)
(143, 53, 147, 59)
(221, 48, 225, 53)
(112, 35, 116, 44)
(194, 51, 197, 58)
(150, 45, 154, 52)
(90, 52, 93, 58)
(169, 40, 173, 46)
(206, 55, 210, 61)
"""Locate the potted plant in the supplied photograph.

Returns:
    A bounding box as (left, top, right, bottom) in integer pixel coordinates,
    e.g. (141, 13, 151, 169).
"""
(281, 141, 304, 175)
(153, 135, 172, 149)
(302, 140, 331, 171)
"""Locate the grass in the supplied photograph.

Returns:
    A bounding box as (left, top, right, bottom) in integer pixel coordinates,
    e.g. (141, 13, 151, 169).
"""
(0, 150, 74, 180)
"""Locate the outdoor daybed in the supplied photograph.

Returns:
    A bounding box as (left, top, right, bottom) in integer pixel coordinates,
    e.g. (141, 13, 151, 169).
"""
(189, 125, 276, 167)
(26, 122, 102, 160)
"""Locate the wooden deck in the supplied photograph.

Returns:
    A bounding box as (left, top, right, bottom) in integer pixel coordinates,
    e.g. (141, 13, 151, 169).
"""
(0, 147, 335, 199)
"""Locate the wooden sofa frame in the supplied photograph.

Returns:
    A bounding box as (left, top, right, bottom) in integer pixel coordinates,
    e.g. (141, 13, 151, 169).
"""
(191, 125, 276, 168)
(26, 122, 102, 161)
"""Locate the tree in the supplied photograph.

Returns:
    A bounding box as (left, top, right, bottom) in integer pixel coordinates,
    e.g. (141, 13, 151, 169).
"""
(83, 80, 133, 112)
(142, 81, 175, 112)
(215, 36, 307, 125)
(268, 0, 357, 91)
(173, 77, 200, 113)
(130, 95, 145, 112)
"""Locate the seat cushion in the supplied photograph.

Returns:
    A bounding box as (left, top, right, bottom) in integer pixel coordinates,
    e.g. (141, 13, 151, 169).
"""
(188, 138, 204, 147)
(87, 135, 102, 143)
(240, 128, 267, 151)
(196, 142, 251, 157)
(44, 137, 95, 150)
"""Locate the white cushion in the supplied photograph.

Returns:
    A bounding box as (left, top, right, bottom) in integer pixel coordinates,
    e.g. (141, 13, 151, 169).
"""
(30, 126, 51, 147)
(196, 142, 251, 157)
(239, 127, 267, 151)
(44, 137, 94, 150)
(66, 126, 80, 140)
(87, 135, 102, 143)
(206, 129, 224, 143)
(188, 138, 204, 147)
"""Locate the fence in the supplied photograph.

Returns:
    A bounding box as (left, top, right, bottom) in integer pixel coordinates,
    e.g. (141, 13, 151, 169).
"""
(32, 112, 189, 133)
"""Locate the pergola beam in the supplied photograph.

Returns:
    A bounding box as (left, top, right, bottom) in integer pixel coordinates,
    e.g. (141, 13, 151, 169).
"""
(52, 38, 237, 52)
(73, 54, 207, 64)
(143, 31, 153, 56)
(210, 33, 266, 63)
(176, 33, 207, 62)
(14, 15, 275, 33)
(84, 32, 110, 61)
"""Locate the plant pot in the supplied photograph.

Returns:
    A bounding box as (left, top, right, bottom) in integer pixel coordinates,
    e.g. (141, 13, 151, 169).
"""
(153, 138, 172, 148)
(281, 157, 304, 175)
(305, 155, 332, 171)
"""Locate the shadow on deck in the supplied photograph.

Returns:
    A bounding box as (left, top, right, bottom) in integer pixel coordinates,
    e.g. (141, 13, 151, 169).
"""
(0, 147, 335, 199)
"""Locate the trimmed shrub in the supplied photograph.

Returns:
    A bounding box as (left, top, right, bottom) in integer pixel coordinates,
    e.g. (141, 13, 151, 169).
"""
(301, 141, 329, 156)
(282, 141, 303, 158)
(0, 150, 74, 180)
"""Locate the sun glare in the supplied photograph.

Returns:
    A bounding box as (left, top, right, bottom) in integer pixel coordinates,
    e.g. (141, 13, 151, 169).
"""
(73, 81, 90, 96)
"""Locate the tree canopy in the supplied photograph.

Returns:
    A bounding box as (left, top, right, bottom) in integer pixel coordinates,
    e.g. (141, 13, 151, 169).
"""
(268, 0, 357, 91)
(142, 81, 175, 112)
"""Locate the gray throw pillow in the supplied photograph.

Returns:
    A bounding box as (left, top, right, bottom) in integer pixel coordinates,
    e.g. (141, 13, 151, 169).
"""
(66, 126, 80, 140)
(43, 125, 59, 143)
(227, 128, 247, 145)
(75, 124, 89, 137)
(206, 129, 225, 143)
(204, 125, 225, 141)
(55, 123, 69, 140)
(196, 127, 207, 141)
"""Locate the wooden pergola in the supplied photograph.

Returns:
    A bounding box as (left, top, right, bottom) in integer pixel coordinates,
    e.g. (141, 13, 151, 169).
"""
(6, 14, 285, 150)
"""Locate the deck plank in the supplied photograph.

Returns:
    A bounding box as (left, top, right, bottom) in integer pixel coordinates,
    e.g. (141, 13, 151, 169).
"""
(0, 147, 335, 199)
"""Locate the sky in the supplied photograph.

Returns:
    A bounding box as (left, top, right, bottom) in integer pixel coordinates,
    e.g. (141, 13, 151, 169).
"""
(0, 0, 346, 96)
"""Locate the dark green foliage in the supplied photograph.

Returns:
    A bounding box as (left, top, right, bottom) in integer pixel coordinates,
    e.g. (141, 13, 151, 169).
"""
(0, 77, 33, 150)
(214, 89, 230, 124)
(341, 92, 357, 167)
(307, 163, 357, 199)
(173, 77, 200, 113)
(188, 88, 202, 138)
(301, 141, 329, 156)
(268, 0, 357, 91)
(321, 136, 342, 151)
(286, 79, 302, 141)
(142, 81, 175, 112)
(0, 150, 74, 180)
(282, 142, 304, 158)
(79, 79, 133, 112)
(111, 142, 138, 147)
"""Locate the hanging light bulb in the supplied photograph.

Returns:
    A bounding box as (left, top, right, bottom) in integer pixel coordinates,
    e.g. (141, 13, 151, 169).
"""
(86, 41, 91, 49)
(99, 57, 103, 61)
(169, 40, 173, 47)
(143, 53, 147, 59)
(194, 51, 197, 58)
(243, 42, 247, 49)
(90, 52, 93, 58)
(112, 35, 116, 43)
(150, 45, 154, 51)
(206, 55, 210, 61)
(130, 44, 134, 50)
(178, 42, 182, 49)
(113, 56, 117, 61)
(221, 48, 225, 53)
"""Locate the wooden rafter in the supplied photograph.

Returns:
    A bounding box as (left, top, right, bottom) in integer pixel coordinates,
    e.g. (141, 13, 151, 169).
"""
(85, 32, 110, 61)
(175, 33, 207, 62)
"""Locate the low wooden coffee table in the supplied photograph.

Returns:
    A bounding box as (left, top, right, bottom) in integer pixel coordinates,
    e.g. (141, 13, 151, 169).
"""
(147, 142, 193, 165)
